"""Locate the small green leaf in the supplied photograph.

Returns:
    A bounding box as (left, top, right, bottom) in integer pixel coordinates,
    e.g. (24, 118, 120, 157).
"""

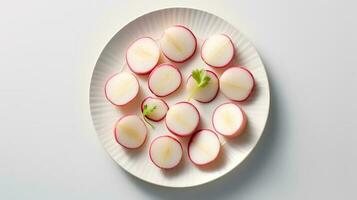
(143, 105, 157, 116)
(198, 75, 211, 88)
(192, 69, 203, 84)
(142, 104, 157, 129)
(188, 68, 211, 101)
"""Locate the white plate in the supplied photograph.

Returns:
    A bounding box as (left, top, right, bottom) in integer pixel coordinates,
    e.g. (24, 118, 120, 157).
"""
(90, 8, 270, 188)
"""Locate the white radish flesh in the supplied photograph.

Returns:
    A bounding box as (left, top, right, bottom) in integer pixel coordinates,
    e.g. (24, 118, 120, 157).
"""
(212, 103, 247, 138)
(220, 66, 255, 102)
(126, 37, 160, 74)
(105, 73, 139, 106)
(188, 129, 221, 166)
(160, 25, 197, 62)
(114, 115, 147, 149)
(149, 136, 183, 169)
(186, 70, 219, 103)
(141, 97, 168, 121)
(165, 102, 200, 137)
(201, 34, 235, 68)
(148, 64, 182, 97)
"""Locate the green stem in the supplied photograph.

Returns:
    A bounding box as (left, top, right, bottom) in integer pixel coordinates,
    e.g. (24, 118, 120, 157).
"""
(143, 115, 155, 129)
(188, 86, 200, 101)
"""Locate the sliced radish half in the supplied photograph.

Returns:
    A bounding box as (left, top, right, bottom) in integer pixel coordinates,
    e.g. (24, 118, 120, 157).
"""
(186, 70, 219, 103)
(149, 135, 183, 169)
(148, 64, 182, 97)
(220, 66, 255, 102)
(105, 72, 139, 106)
(165, 102, 200, 137)
(160, 25, 197, 63)
(212, 103, 247, 138)
(114, 115, 147, 149)
(201, 34, 235, 68)
(126, 37, 160, 75)
(141, 97, 169, 121)
(188, 129, 221, 166)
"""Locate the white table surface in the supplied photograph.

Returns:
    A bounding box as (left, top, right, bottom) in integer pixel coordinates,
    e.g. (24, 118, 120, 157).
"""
(1, 0, 356, 199)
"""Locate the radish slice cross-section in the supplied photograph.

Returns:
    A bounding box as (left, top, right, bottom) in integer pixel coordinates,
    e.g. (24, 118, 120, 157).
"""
(165, 102, 200, 137)
(201, 34, 235, 68)
(141, 97, 169, 121)
(126, 37, 160, 75)
(186, 70, 219, 103)
(160, 25, 197, 63)
(188, 129, 221, 166)
(148, 64, 182, 97)
(220, 66, 255, 102)
(212, 103, 247, 138)
(105, 72, 139, 106)
(149, 135, 183, 169)
(114, 115, 147, 149)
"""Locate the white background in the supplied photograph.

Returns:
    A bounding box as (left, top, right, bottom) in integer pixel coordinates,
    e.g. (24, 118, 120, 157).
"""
(1, 0, 356, 199)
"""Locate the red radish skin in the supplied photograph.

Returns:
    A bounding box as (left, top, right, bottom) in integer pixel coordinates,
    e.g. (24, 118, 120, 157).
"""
(149, 135, 183, 169)
(160, 25, 197, 63)
(140, 97, 169, 122)
(148, 63, 182, 97)
(188, 129, 221, 166)
(126, 37, 160, 75)
(221, 66, 255, 102)
(212, 103, 247, 138)
(104, 73, 140, 106)
(114, 115, 147, 149)
(186, 70, 219, 103)
(201, 34, 235, 68)
(165, 102, 200, 137)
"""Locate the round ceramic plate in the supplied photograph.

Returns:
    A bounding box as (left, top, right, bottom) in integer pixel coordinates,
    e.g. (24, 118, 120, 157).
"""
(90, 8, 270, 187)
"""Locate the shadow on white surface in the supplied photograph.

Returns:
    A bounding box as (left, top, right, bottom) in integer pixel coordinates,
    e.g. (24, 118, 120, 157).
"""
(115, 57, 286, 199)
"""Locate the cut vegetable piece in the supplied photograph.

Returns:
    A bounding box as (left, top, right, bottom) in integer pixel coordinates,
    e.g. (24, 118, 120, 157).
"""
(148, 64, 182, 97)
(212, 103, 247, 138)
(141, 97, 169, 121)
(220, 66, 255, 102)
(105, 72, 139, 106)
(188, 129, 221, 166)
(126, 37, 160, 75)
(114, 115, 147, 149)
(186, 70, 219, 103)
(201, 34, 235, 68)
(165, 102, 200, 137)
(149, 135, 183, 169)
(160, 25, 197, 63)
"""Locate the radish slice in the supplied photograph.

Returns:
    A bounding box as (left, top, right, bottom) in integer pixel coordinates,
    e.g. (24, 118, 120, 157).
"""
(201, 34, 235, 68)
(148, 64, 182, 97)
(188, 129, 221, 166)
(220, 66, 255, 102)
(165, 102, 200, 137)
(149, 135, 183, 169)
(126, 37, 160, 75)
(114, 115, 147, 149)
(105, 73, 139, 106)
(141, 97, 169, 121)
(212, 103, 247, 138)
(160, 25, 197, 63)
(186, 70, 219, 103)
